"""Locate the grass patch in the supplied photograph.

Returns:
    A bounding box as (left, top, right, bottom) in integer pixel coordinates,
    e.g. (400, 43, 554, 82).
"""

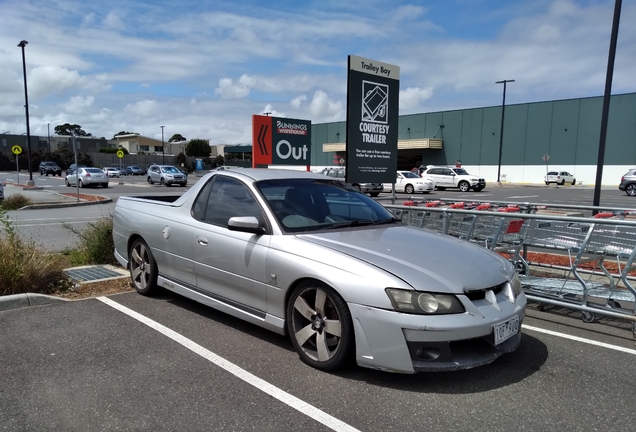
(0, 193, 32, 210)
(0, 208, 72, 296)
(63, 216, 117, 266)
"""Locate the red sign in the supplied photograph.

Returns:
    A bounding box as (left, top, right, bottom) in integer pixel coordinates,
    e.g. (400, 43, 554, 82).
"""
(252, 115, 272, 167)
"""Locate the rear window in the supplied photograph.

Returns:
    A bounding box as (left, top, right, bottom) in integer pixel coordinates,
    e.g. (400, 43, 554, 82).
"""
(547, 171, 558, 175)
(85, 168, 104, 173)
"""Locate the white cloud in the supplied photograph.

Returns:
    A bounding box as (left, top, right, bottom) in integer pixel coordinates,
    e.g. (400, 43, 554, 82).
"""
(308, 90, 344, 121)
(64, 96, 95, 114)
(103, 12, 124, 30)
(262, 103, 285, 117)
(124, 100, 159, 117)
(290, 95, 307, 108)
(215, 75, 256, 99)
(399, 87, 434, 111)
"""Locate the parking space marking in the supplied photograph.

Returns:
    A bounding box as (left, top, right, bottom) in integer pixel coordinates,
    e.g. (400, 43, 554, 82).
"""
(507, 195, 539, 199)
(97, 296, 360, 432)
(523, 325, 636, 355)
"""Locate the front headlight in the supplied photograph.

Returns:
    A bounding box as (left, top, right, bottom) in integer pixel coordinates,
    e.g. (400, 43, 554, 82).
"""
(510, 273, 522, 298)
(385, 288, 465, 315)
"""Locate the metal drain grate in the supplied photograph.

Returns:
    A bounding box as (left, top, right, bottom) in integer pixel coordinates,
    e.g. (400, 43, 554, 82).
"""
(64, 265, 126, 282)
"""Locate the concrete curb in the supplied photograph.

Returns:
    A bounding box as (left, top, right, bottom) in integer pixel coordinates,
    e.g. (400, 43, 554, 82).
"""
(19, 197, 113, 210)
(0, 293, 67, 312)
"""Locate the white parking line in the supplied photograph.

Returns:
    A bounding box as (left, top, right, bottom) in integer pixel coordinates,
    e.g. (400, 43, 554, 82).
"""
(522, 325, 636, 355)
(97, 297, 360, 432)
(507, 195, 539, 199)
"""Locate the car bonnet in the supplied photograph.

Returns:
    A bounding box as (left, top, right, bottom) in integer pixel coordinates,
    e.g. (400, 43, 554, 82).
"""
(296, 225, 511, 293)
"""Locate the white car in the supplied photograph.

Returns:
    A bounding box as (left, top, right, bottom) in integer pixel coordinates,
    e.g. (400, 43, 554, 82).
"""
(65, 167, 109, 188)
(544, 171, 576, 185)
(383, 171, 435, 194)
(103, 167, 122, 178)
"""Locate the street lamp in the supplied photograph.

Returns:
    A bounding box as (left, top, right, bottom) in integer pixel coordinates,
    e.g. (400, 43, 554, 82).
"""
(18, 40, 34, 186)
(160, 125, 165, 164)
(495, 79, 515, 184)
(47, 123, 51, 153)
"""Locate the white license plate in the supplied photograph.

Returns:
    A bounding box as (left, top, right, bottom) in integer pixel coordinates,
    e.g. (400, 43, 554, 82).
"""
(493, 316, 519, 345)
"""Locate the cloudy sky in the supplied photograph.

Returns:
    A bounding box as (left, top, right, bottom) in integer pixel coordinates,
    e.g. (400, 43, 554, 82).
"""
(1, 0, 634, 144)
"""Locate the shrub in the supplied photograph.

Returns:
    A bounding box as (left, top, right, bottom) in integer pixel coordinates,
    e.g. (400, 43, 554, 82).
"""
(63, 216, 116, 266)
(0, 209, 71, 295)
(1, 194, 32, 210)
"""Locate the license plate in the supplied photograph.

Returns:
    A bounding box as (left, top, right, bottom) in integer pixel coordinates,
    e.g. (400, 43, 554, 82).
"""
(493, 316, 519, 345)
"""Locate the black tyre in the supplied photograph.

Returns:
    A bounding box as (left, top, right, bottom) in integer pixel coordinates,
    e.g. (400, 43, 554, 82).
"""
(626, 184, 636, 196)
(287, 282, 354, 371)
(65, 178, 71, 187)
(352, 184, 361, 192)
(458, 181, 470, 192)
(436, 186, 446, 191)
(129, 239, 158, 296)
(58, 173, 62, 177)
(102, 183, 108, 188)
(147, 176, 154, 185)
(559, 179, 565, 185)
(180, 183, 187, 187)
(473, 187, 484, 192)
(572, 179, 576, 185)
(405, 184, 414, 194)
(160, 178, 165, 186)
(545, 182, 549, 185)
(369, 192, 379, 197)
(79, 180, 84, 188)
(581, 311, 595, 323)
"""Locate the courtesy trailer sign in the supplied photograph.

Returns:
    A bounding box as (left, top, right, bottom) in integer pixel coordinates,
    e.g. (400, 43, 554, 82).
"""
(252, 115, 312, 167)
(346, 55, 399, 184)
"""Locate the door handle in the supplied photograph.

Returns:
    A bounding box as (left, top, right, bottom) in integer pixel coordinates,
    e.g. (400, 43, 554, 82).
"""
(197, 236, 208, 246)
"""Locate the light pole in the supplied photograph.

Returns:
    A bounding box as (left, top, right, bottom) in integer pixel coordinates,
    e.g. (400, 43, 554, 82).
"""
(18, 40, 34, 186)
(160, 126, 165, 164)
(495, 79, 515, 184)
(47, 123, 51, 153)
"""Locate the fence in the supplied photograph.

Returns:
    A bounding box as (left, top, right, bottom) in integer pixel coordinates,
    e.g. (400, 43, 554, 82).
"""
(384, 203, 636, 336)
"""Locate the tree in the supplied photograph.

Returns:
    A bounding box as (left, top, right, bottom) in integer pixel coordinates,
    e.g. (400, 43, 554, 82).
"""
(169, 133, 186, 143)
(185, 139, 211, 157)
(176, 152, 186, 166)
(54, 123, 92, 137)
(215, 155, 224, 166)
(112, 131, 137, 139)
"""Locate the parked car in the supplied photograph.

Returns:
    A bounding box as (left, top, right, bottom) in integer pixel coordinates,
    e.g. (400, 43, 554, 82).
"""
(544, 171, 576, 186)
(0, 182, 4, 202)
(103, 167, 122, 178)
(383, 171, 435, 194)
(120, 167, 133, 176)
(126, 166, 146, 176)
(113, 169, 526, 373)
(320, 167, 383, 197)
(421, 166, 486, 192)
(39, 161, 62, 176)
(147, 164, 188, 186)
(66, 163, 87, 176)
(618, 169, 636, 196)
(65, 167, 109, 188)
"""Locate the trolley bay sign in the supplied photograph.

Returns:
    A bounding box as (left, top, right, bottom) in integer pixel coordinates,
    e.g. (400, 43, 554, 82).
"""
(252, 115, 312, 167)
(346, 55, 399, 184)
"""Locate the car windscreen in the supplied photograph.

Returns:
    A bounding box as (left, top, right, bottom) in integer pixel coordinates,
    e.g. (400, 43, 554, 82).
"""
(401, 172, 419, 178)
(162, 167, 179, 173)
(256, 179, 397, 233)
(454, 168, 469, 175)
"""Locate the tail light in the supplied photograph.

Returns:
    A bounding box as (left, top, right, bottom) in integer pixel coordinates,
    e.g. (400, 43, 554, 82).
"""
(85, 173, 91, 177)
(621, 177, 625, 181)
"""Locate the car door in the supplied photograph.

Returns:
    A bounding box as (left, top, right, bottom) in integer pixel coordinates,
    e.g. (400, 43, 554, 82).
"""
(395, 172, 406, 192)
(191, 175, 271, 314)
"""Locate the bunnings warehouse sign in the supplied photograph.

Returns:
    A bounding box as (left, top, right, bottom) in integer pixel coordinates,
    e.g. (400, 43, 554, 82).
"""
(252, 115, 312, 166)
(346, 55, 399, 184)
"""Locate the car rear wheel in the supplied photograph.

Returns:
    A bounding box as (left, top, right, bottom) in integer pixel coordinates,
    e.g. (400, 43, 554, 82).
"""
(287, 282, 353, 371)
(473, 187, 484, 192)
(559, 179, 565, 185)
(65, 178, 70, 187)
(352, 184, 361, 192)
(458, 181, 470, 192)
(369, 192, 379, 197)
(436, 186, 446, 191)
(147, 176, 154, 184)
(405, 184, 414, 194)
(79, 180, 84, 188)
(626, 184, 636, 196)
(545, 181, 549, 185)
(129, 239, 158, 296)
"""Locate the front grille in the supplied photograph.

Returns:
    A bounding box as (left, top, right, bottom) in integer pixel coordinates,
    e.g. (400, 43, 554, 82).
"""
(463, 282, 505, 300)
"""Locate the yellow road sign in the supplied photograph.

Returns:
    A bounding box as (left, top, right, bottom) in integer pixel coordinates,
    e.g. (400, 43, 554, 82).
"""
(116, 150, 125, 158)
(12, 145, 22, 155)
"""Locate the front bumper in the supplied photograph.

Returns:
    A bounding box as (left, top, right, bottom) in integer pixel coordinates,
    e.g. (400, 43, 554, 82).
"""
(360, 184, 383, 193)
(348, 292, 526, 373)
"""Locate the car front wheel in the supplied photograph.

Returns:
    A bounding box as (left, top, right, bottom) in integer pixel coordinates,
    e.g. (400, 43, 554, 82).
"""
(129, 239, 158, 296)
(572, 179, 576, 185)
(458, 181, 470, 192)
(405, 184, 414, 194)
(626, 184, 636, 196)
(287, 282, 353, 371)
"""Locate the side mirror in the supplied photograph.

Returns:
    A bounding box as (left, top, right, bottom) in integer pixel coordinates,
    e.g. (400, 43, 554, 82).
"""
(228, 216, 265, 234)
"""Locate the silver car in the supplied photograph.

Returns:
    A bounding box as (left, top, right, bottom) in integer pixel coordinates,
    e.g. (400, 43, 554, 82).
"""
(113, 169, 526, 373)
(103, 167, 122, 178)
(65, 167, 109, 188)
(147, 164, 188, 186)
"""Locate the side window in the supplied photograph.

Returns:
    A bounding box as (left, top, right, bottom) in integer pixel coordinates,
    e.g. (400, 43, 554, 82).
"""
(442, 169, 452, 175)
(199, 176, 264, 227)
(337, 170, 345, 179)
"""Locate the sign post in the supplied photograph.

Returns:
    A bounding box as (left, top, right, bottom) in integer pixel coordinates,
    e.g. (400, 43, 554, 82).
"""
(12, 145, 22, 185)
(346, 55, 399, 184)
(542, 153, 550, 174)
(252, 115, 312, 169)
(116, 149, 125, 184)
